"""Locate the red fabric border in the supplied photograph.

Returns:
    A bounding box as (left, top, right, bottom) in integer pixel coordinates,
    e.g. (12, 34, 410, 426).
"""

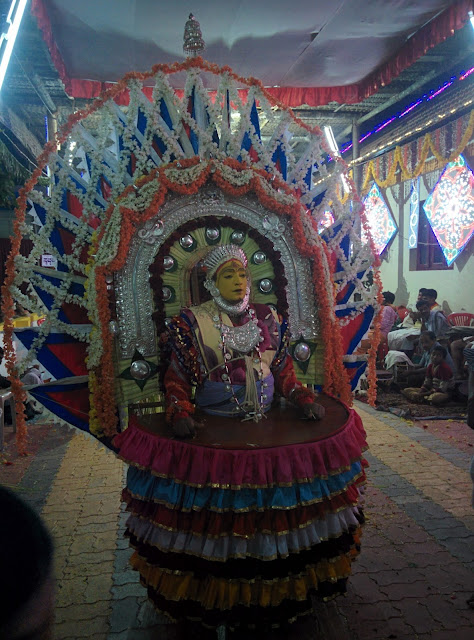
(113, 408, 368, 489)
(32, 0, 473, 107)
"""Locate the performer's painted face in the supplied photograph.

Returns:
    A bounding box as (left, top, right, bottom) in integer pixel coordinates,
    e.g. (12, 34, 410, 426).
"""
(215, 260, 248, 302)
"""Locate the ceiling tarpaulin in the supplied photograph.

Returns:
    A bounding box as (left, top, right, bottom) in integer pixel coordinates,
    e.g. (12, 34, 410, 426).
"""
(31, 0, 472, 107)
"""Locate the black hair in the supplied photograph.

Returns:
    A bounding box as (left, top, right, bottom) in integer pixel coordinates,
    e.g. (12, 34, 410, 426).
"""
(418, 288, 428, 295)
(432, 345, 447, 358)
(424, 288, 437, 299)
(420, 331, 436, 342)
(416, 300, 430, 310)
(0, 485, 53, 629)
(382, 291, 395, 304)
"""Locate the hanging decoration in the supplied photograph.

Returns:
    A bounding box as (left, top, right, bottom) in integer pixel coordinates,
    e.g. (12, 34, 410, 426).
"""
(183, 13, 205, 57)
(360, 109, 474, 190)
(422, 154, 474, 266)
(408, 177, 420, 249)
(362, 182, 397, 255)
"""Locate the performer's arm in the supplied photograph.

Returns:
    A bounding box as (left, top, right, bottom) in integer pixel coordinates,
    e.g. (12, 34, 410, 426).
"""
(163, 313, 202, 437)
(272, 325, 325, 421)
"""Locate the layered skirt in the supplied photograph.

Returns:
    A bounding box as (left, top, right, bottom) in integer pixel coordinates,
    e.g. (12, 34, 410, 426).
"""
(114, 405, 368, 629)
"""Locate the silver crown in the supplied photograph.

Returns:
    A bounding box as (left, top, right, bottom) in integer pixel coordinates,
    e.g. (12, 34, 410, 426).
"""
(203, 245, 248, 279)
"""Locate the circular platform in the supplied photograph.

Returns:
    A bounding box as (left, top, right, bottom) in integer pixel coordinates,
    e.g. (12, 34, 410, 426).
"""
(133, 394, 350, 449)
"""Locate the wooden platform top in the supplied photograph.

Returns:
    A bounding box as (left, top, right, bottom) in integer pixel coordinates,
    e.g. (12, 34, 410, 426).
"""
(134, 395, 351, 450)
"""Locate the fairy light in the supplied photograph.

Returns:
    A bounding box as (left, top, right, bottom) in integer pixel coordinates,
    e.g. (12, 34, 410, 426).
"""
(349, 97, 473, 165)
(0, 0, 28, 92)
(340, 66, 474, 157)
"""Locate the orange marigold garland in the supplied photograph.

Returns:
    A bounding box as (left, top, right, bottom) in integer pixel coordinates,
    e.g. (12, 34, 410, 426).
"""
(357, 200, 383, 407)
(0, 161, 50, 453)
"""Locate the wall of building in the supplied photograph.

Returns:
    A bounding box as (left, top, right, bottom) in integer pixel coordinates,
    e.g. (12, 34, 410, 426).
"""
(377, 168, 474, 315)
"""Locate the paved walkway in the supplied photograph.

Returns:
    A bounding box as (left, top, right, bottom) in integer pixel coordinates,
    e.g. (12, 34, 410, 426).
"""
(1, 401, 473, 639)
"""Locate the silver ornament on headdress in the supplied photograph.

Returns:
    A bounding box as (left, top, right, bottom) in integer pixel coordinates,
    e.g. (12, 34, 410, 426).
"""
(203, 244, 248, 280)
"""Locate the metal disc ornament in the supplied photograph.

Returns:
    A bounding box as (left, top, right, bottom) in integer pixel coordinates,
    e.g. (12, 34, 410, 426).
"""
(294, 342, 311, 362)
(179, 234, 195, 250)
(130, 360, 151, 380)
(253, 251, 267, 265)
(258, 278, 273, 293)
(162, 287, 172, 302)
(163, 255, 175, 271)
(206, 227, 220, 242)
(230, 231, 245, 245)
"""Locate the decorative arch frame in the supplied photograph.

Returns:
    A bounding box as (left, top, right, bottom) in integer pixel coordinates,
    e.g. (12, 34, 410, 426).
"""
(115, 185, 319, 359)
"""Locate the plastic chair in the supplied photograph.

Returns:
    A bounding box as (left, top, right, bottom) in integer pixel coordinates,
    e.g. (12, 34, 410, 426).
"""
(447, 312, 474, 327)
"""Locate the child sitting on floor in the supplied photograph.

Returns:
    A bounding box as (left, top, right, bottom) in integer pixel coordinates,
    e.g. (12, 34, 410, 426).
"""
(401, 345, 454, 406)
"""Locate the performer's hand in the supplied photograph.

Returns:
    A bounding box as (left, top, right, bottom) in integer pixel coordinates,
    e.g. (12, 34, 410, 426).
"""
(173, 416, 201, 438)
(302, 402, 325, 421)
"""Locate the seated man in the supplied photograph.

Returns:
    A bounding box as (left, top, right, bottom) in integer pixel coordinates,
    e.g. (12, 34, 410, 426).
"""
(416, 299, 450, 338)
(402, 345, 454, 406)
(420, 288, 443, 312)
(395, 331, 455, 388)
(450, 335, 474, 379)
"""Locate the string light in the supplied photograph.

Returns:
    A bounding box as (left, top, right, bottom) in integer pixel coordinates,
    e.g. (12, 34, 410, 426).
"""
(340, 66, 474, 157)
(349, 97, 473, 165)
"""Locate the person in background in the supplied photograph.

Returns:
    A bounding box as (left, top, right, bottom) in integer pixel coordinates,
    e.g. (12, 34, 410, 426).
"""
(401, 345, 454, 406)
(0, 347, 43, 421)
(415, 299, 450, 339)
(380, 291, 399, 337)
(449, 335, 474, 379)
(0, 485, 55, 639)
(420, 288, 443, 312)
(396, 330, 455, 388)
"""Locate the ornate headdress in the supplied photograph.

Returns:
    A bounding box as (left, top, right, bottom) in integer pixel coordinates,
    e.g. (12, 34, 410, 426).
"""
(203, 245, 248, 280)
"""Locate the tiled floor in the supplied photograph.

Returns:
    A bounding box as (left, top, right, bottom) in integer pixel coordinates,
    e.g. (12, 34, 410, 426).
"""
(2, 401, 473, 639)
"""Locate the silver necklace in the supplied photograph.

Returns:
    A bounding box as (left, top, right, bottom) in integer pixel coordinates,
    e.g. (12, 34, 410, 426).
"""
(214, 307, 268, 422)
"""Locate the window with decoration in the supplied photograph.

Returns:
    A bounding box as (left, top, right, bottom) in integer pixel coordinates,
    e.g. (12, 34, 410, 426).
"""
(412, 202, 453, 271)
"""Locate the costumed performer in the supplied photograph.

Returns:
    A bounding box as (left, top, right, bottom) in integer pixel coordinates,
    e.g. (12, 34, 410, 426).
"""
(163, 244, 325, 437)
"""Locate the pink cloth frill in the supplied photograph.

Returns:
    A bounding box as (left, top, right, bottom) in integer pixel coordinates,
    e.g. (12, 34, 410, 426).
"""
(114, 410, 368, 489)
